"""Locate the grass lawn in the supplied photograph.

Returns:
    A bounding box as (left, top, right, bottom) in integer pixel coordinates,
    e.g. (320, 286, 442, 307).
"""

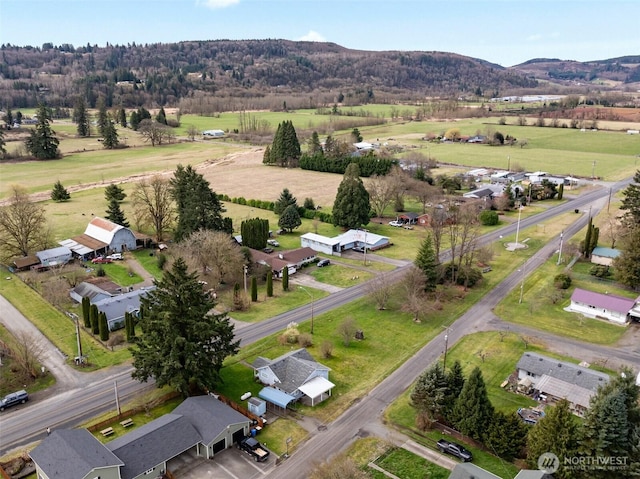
(0, 269, 131, 369)
(494, 259, 628, 345)
(371, 447, 450, 479)
(131, 249, 165, 280)
(310, 262, 375, 287)
(97, 262, 143, 286)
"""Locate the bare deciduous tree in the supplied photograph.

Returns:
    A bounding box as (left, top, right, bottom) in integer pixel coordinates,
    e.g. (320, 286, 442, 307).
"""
(366, 273, 393, 310)
(138, 119, 175, 146)
(309, 454, 369, 479)
(131, 175, 174, 241)
(0, 185, 50, 260)
(337, 317, 358, 346)
(12, 331, 46, 379)
(408, 178, 439, 214)
(186, 125, 200, 141)
(367, 174, 396, 218)
(402, 266, 426, 322)
(178, 229, 245, 289)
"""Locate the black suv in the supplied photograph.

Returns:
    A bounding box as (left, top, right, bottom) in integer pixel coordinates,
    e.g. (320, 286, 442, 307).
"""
(0, 390, 29, 411)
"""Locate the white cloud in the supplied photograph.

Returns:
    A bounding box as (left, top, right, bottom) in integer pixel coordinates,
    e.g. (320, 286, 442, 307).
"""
(199, 0, 240, 9)
(527, 34, 543, 41)
(298, 30, 326, 42)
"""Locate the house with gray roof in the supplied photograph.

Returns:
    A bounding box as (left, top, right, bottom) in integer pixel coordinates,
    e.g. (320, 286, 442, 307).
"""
(93, 286, 155, 331)
(69, 281, 114, 304)
(516, 352, 610, 416)
(30, 429, 123, 479)
(448, 462, 501, 479)
(253, 349, 335, 408)
(567, 287, 640, 324)
(30, 396, 251, 479)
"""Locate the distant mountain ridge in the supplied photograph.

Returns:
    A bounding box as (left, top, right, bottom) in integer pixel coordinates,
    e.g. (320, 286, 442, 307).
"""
(0, 39, 637, 110)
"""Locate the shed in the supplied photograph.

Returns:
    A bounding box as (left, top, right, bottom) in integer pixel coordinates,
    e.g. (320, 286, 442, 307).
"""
(259, 387, 296, 411)
(36, 246, 72, 267)
(247, 397, 267, 417)
(590, 246, 621, 266)
(300, 232, 342, 256)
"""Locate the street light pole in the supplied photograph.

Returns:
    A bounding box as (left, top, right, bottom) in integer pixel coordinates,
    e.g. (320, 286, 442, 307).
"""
(514, 201, 523, 249)
(243, 265, 248, 293)
(443, 334, 449, 371)
(363, 228, 368, 266)
(299, 286, 314, 334)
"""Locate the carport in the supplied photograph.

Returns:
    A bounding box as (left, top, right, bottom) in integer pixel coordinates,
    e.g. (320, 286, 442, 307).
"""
(298, 377, 335, 406)
(259, 387, 296, 414)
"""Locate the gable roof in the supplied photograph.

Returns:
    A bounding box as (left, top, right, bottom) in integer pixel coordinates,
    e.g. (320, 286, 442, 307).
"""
(106, 414, 201, 479)
(280, 247, 317, 263)
(30, 429, 123, 479)
(94, 287, 155, 321)
(336, 229, 389, 248)
(570, 287, 637, 315)
(253, 349, 330, 394)
(516, 352, 609, 392)
(534, 374, 594, 408)
(12, 255, 39, 269)
(84, 217, 131, 244)
(300, 232, 342, 246)
(71, 281, 114, 302)
(172, 395, 250, 444)
(36, 246, 72, 262)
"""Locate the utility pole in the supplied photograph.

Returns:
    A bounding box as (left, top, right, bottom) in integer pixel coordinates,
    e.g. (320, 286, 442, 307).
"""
(243, 265, 248, 293)
(75, 318, 83, 363)
(557, 231, 564, 266)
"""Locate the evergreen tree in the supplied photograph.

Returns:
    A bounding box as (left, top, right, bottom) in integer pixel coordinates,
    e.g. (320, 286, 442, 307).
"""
(267, 121, 301, 167)
(262, 144, 272, 165)
(558, 183, 564, 200)
(307, 131, 323, 155)
(278, 204, 302, 232)
(102, 119, 119, 149)
(130, 110, 140, 130)
(124, 312, 133, 342)
(51, 180, 71, 202)
(443, 360, 465, 419)
(156, 106, 168, 125)
(527, 399, 580, 479)
(171, 164, 226, 241)
(332, 163, 371, 230)
(282, 265, 289, 291)
(485, 411, 528, 460)
(118, 107, 127, 128)
(613, 228, 640, 289)
(105, 184, 127, 202)
(580, 369, 640, 478)
(0, 128, 6, 159)
(251, 276, 258, 302)
(82, 296, 91, 328)
(99, 311, 109, 341)
(96, 97, 108, 135)
(131, 258, 240, 397)
(240, 218, 269, 249)
(74, 97, 90, 137)
(583, 217, 593, 258)
(620, 170, 640, 227)
(25, 103, 60, 159)
(451, 367, 494, 441)
(106, 198, 130, 227)
(266, 271, 273, 297)
(274, 188, 298, 215)
(411, 363, 448, 426)
(415, 234, 438, 292)
(90, 304, 99, 335)
(5, 107, 13, 127)
(351, 127, 363, 143)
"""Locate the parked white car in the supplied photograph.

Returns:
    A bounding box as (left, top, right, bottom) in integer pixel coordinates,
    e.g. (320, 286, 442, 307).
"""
(106, 253, 123, 260)
(389, 220, 403, 227)
(267, 239, 280, 247)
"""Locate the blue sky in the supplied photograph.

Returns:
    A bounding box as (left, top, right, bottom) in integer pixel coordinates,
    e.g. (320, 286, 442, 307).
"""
(1, 0, 639, 67)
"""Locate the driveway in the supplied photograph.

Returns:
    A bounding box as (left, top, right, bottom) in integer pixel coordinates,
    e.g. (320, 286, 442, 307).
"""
(169, 446, 275, 479)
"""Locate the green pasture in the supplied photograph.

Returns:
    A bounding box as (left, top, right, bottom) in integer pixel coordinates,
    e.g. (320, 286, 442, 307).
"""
(370, 447, 450, 479)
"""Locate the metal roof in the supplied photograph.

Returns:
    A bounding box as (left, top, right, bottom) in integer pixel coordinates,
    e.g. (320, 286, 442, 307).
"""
(298, 376, 335, 399)
(570, 287, 636, 315)
(516, 352, 609, 392)
(534, 374, 594, 409)
(259, 387, 296, 408)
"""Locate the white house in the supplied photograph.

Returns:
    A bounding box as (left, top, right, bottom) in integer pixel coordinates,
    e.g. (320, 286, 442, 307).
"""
(301, 230, 390, 256)
(300, 232, 342, 255)
(566, 287, 640, 324)
(203, 129, 225, 137)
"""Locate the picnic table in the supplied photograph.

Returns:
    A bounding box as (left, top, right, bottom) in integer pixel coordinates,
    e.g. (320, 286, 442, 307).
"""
(101, 427, 114, 437)
(120, 418, 134, 428)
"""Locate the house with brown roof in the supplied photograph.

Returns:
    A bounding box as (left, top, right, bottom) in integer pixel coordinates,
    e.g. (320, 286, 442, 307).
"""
(250, 247, 317, 278)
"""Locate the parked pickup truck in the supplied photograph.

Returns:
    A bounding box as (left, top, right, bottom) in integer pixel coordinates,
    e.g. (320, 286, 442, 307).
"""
(239, 437, 270, 462)
(437, 439, 473, 462)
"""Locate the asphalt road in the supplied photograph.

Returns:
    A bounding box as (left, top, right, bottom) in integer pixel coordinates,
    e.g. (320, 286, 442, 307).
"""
(0, 177, 634, 459)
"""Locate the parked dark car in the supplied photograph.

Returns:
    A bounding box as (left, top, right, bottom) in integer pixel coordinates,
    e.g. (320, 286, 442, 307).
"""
(317, 259, 330, 267)
(262, 247, 274, 254)
(437, 439, 473, 462)
(0, 390, 29, 412)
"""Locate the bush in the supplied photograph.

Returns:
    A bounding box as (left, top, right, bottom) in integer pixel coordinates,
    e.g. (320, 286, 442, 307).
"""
(96, 266, 106, 277)
(479, 210, 499, 226)
(157, 253, 167, 270)
(589, 265, 611, 278)
(321, 340, 334, 359)
(554, 273, 572, 289)
(298, 333, 313, 347)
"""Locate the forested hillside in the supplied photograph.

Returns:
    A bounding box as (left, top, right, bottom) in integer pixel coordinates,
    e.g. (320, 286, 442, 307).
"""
(0, 39, 538, 111)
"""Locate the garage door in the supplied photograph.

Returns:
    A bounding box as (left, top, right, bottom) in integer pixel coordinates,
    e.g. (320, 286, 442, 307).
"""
(232, 428, 245, 444)
(212, 438, 226, 454)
